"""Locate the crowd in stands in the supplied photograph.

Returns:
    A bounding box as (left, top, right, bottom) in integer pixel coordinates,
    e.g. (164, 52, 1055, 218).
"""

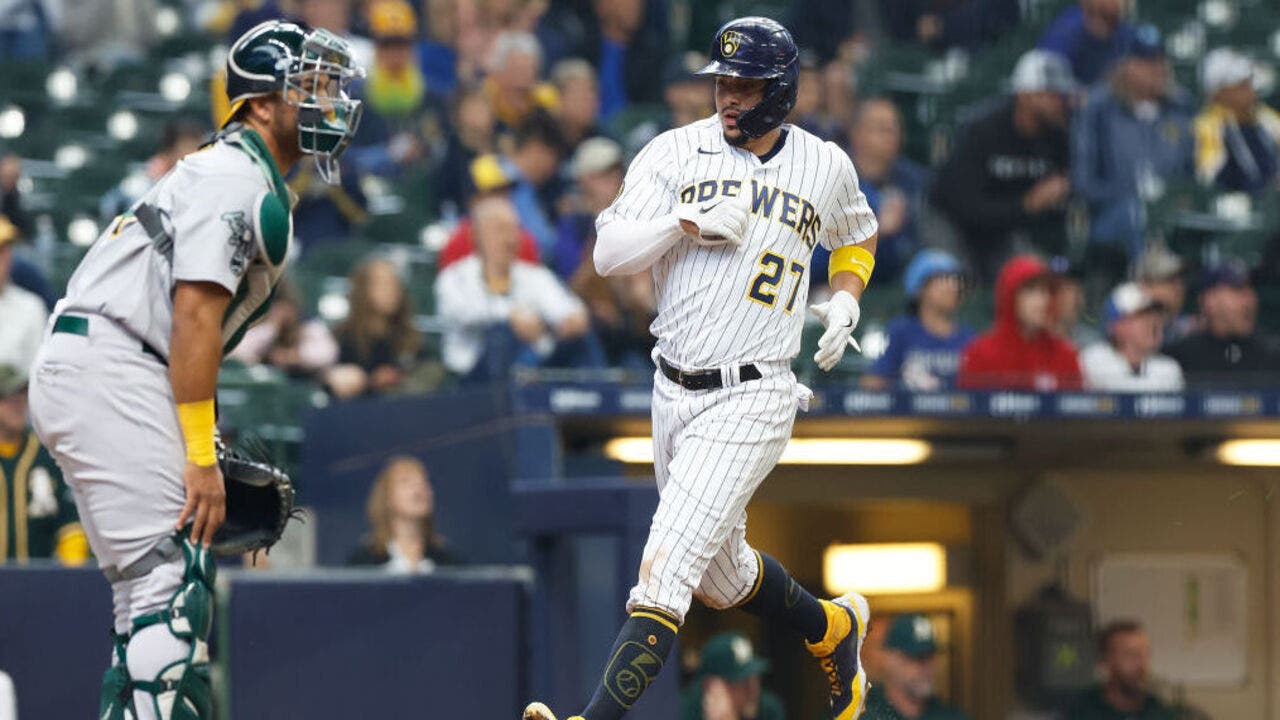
(1, 0, 1279, 404)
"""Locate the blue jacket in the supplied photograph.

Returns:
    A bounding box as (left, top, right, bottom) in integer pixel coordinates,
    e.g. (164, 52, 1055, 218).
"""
(1071, 84, 1194, 254)
(1039, 6, 1137, 85)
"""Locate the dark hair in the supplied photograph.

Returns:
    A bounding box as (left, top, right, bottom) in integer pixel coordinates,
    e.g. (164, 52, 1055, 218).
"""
(162, 118, 209, 151)
(513, 112, 566, 155)
(1097, 619, 1143, 656)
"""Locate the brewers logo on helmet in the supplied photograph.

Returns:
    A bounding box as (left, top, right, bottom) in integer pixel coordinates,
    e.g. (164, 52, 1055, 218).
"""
(697, 17, 799, 138)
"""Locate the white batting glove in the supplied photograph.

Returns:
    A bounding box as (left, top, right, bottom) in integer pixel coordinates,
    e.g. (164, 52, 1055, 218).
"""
(676, 190, 750, 248)
(809, 290, 862, 371)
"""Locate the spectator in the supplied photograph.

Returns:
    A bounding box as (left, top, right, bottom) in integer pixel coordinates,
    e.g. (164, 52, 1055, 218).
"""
(0, 364, 89, 565)
(849, 98, 929, 276)
(958, 255, 1082, 390)
(680, 632, 785, 720)
(1080, 282, 1183, 392)
(1039, 0, 1137, 86)
(435, 197, 600, 381)
(1050, 260, 1103, 349)
(100, 118, 208, 222)
(347, 0, 439, 179)
(1194, 48, 1280, 195)
(476, 115, 566, 253)
(786, 0, 859, 64)
(416, 0, 461, 94)
(1066, 621, 1175, 720)
(327, 258, 423, 399)
(933, 50, 1076, 280)
(1165, 260, 1280, 388)
(551, 58, 604, 154)
(864, 614, 971, 720)
(880, 0, 1020, 52)
(483, 31, 558, 133)
(863, 249, 973, 391)
(434, 83, 498, 219)
(348, 455, 455, 573)
(289, 158, 369, 253)
(790, 54, 842, 142)
(584, 0, 666, 118)
(0, 0, 55, 60)
(227, 280, 339, 379)
(1133, 247, 1195, 345)
(625, 52, 714, 153)
(299, 0, 374, 72)
(559, 138, 656, 368)
(436, 154, 542, 270)
(220, 0, 285, 45)
(1072, 25, 1194, 262)
(1, 154, 31, 238)
(821, 58, 859, 137)
(0, 217, 45, 372)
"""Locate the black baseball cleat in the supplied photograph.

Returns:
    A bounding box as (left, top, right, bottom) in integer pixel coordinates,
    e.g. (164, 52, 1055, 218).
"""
(805, 592, 870, 720)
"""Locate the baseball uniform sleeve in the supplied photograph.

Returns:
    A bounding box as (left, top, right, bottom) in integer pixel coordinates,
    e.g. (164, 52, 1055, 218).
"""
(170, 172, 265, 295)
(821, 147, 878, 251)
(596, 131, 680, 227)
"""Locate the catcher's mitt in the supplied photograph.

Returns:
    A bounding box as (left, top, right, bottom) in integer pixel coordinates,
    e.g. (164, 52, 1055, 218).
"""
(211, 439, 299, 557)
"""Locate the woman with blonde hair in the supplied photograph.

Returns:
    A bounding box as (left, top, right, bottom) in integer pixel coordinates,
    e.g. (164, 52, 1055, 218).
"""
(326, 257, 423, 399)
(348, 455, 453, 573)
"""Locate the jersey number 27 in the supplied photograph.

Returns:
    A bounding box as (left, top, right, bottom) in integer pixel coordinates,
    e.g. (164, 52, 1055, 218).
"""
(747, 251, 806, 313)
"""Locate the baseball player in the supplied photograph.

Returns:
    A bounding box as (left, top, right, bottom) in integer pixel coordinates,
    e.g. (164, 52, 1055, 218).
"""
(524, 17, 879, 720)
(26, 21, 362, 719)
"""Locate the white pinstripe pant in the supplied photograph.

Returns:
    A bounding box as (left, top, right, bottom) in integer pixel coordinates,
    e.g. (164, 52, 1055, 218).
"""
(626, 359, 798, 623)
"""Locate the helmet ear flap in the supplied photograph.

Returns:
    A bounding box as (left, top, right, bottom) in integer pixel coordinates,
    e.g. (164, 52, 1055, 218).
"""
(735, 60, 799, 138)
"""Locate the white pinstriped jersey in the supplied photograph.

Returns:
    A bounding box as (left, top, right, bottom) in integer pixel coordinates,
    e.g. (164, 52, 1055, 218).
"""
(596, 116, 877, 368)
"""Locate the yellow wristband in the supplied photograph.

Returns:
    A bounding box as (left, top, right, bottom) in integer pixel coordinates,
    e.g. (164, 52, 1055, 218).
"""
(829, 244, 875, 286)
(177, 399, 217, 466)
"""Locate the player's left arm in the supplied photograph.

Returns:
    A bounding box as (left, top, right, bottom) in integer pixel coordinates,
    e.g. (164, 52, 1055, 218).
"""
(810, 147, 879, 372)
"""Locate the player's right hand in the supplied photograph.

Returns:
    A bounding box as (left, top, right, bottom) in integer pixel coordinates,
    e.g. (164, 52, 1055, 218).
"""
(177, 461, 226, 546)
(676, 189, 750, 248)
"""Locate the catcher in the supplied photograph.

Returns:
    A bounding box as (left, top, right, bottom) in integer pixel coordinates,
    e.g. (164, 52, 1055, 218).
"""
(27, 20, 361, 720)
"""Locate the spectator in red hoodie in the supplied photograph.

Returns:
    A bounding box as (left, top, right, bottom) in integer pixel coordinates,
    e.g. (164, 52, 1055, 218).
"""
(958, 255, 1083, 390)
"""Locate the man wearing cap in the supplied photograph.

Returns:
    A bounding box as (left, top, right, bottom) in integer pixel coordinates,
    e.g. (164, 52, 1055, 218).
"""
(1195, 47, 1280, 194)
(863, 615, 969, 720)
(863, 249, 973, 391)
(1165, 260, 1280, 388)
(348, 0, 436, 178)
(0, 364, 88, 565)
(1079, 283, 1183, 392)
(932, 50, 1076, 281)
(0, 215, 47, 372)
(1072, 25, 1193, 260)
(1132, 247, 1195, 345)
(681, 632, 785, 720)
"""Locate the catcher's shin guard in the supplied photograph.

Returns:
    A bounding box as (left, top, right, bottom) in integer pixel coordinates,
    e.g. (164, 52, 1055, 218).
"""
(100, 632, 137, 720)
(128, 533, 216, 719)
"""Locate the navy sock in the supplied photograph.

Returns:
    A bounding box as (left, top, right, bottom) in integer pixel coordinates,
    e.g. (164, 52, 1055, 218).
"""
(738, 551, 828, 644)
(580, 608, 678, 720)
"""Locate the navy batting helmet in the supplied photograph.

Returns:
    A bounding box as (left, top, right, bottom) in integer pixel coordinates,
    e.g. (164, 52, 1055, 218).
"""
(697, 17, 799, 138)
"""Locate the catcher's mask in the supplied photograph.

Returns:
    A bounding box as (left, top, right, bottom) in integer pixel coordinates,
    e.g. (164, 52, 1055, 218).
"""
(224, 20, 365, 184)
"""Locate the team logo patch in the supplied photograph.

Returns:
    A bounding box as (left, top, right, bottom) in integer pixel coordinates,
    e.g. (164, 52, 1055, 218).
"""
(221, 211, 255, 276)
(721, 30, 743, 57)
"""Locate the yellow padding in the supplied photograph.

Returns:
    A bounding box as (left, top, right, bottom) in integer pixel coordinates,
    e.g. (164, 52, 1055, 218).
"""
(631, 609, 680, 635)
(177, 399, 218, 467)
(805, 599, 852, 657)
(828, 244, 875, 286)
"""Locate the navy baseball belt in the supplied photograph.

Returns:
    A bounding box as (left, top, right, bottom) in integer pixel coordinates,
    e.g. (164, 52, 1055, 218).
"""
(658, 355, 761, 391)
(53, 313, 169, 366)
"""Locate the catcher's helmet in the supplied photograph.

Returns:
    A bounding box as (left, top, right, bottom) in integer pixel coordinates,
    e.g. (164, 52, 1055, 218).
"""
(224, 20, 364, 183)
(697, 17, 799, 138)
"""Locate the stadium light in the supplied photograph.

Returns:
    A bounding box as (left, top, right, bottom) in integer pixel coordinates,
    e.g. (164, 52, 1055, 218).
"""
(1216, 439, 1280, 466)
(0, 106, 25, 139)
(824, 542, 946, 596)
(603, 437, 931, 465)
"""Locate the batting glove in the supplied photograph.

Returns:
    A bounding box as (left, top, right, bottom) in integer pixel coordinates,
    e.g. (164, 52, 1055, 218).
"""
(676, 190, 750, 248)
(809, 290, 862, 371)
